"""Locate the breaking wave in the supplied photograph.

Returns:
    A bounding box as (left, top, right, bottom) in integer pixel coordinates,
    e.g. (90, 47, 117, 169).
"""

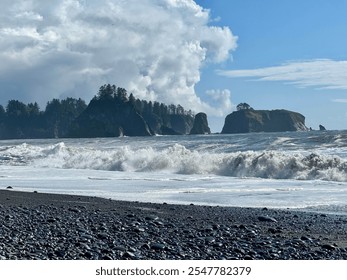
(2, 142, 347, 182)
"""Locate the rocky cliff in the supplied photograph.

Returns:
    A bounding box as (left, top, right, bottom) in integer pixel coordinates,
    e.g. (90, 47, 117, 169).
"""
(69, 98, 152, 137)
(190, 112, 211, 135)
(221, 109, 308, 134)
(69, 98, 195, 137)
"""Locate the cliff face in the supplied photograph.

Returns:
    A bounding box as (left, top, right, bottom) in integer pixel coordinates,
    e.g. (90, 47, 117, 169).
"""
(221, 109, 308, 134)
(167, 114, 194, 135)
(143, 112, 194, 135)
(69, 98, 195, 137)
(190, 112, 211, 135)
(70, 98, 152, 137)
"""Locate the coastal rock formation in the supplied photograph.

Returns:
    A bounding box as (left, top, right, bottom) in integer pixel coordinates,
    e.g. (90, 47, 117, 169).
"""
(70, 98, 152, 137)
(319, 125, 327, 131)
(221, 109, 308, 134)
(167, 114, 194, 135)
(190, 112, 211, 135)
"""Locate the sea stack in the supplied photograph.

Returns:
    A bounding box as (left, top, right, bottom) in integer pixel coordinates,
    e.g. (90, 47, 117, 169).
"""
(190, 112, 211, 135)
(221, 109, 308, 134)
(319, 125, 327, 131)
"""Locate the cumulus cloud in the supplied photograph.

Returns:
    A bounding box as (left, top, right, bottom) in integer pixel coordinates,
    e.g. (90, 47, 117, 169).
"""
(205, 89, 234, 116)
(0, 0, 237, 114)
(218, 59, 347, 90)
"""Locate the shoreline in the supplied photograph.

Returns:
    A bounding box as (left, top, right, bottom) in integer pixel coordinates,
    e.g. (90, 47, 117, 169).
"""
(1, 189, 347, 260)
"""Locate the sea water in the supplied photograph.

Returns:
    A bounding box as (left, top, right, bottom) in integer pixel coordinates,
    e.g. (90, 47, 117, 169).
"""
(1, 131, 347, 214)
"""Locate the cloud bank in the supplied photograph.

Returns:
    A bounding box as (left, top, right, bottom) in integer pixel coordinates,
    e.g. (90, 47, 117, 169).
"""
(218, 59, 347, 90)
(0, 0, 237, 114)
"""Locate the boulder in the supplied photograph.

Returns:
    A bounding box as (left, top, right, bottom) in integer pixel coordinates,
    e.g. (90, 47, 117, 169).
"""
(221, 109, 308, 134)
(190, 112, 211, 135)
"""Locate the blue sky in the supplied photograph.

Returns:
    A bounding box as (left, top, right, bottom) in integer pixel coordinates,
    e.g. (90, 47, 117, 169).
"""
(195, 0, 347, 131)
(1, 0, 347, 132)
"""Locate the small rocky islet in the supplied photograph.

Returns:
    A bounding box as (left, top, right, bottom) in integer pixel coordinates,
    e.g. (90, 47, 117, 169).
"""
(1, 190, 347, 260)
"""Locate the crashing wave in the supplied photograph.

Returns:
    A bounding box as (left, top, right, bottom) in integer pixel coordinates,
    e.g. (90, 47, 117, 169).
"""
(2, 142, 347, 182)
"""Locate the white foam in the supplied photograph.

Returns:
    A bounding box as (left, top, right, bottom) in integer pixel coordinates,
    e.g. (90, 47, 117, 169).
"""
(2, 165, 347, 212)
(1, 133, 347, 213)
(2, 142, 347, 182)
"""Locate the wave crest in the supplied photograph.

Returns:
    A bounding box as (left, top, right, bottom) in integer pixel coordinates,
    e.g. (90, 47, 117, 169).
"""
(2, 142, 347, 182)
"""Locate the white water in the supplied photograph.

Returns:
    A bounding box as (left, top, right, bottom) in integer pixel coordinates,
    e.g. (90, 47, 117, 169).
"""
(1, 131, 347, 214)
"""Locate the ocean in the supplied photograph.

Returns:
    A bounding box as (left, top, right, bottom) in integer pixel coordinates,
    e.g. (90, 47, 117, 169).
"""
(1, 130, 347, 214)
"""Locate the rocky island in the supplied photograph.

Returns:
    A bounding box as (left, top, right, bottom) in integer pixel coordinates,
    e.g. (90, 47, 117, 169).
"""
(0, 88, 314, 139)
(222, 105, 308, 134)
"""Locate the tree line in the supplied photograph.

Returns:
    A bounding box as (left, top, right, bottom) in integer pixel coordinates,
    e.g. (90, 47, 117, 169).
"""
(95, 84, 194, 117)
(0, 84, 193, 139)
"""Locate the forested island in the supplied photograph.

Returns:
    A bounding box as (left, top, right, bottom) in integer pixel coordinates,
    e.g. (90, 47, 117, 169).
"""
(0, 84, 313, 140)
(0, 84, 197, 139)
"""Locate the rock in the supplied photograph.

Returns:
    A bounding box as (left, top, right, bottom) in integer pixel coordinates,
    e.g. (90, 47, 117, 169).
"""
(68, 207, 81, 213)
(321, 244, 336, 251)
(163, 114, 194, 135)
(6, 186, 13, 190)
(134, 227, 145, 233)
(151, 243, 166, 250)
(190, 112, 211, 135)
(114, 246, 126, 252)
(258, 216, 278, 223)
(221, 109, 308, 134)
(46, 218, 56, 223)
(160, 126, 182, 135)
(123, 251, 135, 258)
(319, 125, 327, 131)
(145, 215, 159, 221)
(205, 237, 216, 243)
(70, 97, 152, 137)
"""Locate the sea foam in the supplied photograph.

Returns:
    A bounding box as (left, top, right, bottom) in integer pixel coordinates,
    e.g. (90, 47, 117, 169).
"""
(2, 141, 347, 182)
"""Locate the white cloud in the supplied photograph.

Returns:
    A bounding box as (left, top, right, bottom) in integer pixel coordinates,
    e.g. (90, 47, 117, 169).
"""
(332, 99, 347, 103)
(0, 0, 237, 115)
(205, 89, 234, 116)
(218, 59, 347, 90)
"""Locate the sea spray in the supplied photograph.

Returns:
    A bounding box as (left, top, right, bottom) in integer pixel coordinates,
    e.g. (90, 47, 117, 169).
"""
(2, 139, 347, 182)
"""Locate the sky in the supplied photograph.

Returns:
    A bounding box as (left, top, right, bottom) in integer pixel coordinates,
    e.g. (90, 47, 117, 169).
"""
(1, 0, 347, 132)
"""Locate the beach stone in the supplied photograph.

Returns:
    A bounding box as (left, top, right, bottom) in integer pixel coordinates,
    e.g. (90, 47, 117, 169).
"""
(134, 227, 145, 233)
(154, 220, 164, 226)
(145, 215, 159, 221)
(84, 251, 93, 259)
(151, 243, 166, 250)
(46, 218, 56, 223)
(97, 233, 109, 239)
(123, 251, 135, 258)
(258, 216, 277, 223)
(68, 207, 81, 213)
(321, 244, 336, 251)
(2, 190, 347, 260)
(205, 237, 216, 244)
(114, 246, 126, 252)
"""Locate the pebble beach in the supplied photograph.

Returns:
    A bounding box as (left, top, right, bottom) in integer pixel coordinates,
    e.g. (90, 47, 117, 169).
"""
(1, 189, 347, 260)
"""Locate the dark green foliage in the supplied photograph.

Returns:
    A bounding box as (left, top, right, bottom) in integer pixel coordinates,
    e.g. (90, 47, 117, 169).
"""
(71, 84, 194, 137)
(0, 97, 86, 139)
(45, 98, 87, 137)
(0, 83, 195, 139)
(237, 103, 253, 111)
